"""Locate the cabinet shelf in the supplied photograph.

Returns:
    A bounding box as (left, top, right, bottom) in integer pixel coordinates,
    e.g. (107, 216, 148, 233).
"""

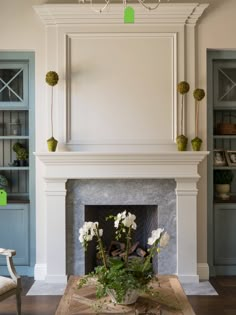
(0, 136, 29, 140)
(213, 107, 236, 111)
(4, 199, 30, 204)
(214, 166, 236, 170)
(214, 135, 236, 139)
(214, 196, 236, 204)
(0, 167, 29, 170)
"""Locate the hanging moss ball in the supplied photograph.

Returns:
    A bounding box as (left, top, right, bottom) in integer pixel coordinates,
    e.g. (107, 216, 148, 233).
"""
(193, 88, 205, 101)
(177, 81, 190, 94)
(45, 71, 59, 86)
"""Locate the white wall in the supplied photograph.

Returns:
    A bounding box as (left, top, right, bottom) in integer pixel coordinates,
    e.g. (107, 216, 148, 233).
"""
(2, 0, 236, 279)
(0, 0, 48, 271)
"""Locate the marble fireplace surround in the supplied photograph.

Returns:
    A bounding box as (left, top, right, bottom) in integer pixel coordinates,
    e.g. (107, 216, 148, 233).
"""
(66, 178, 176, 276)
(36, 151, 208, 284)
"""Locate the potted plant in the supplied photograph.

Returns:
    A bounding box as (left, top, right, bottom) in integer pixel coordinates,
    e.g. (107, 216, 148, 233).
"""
(45, 71, 59, 152)
(191, 88, 205, 151)
(78, 210, 169, 306)
(12, 142, 28, 166)
(177, 81, 190, 151)
(16, 147, 28, 166)
(214, 170, 234, 200)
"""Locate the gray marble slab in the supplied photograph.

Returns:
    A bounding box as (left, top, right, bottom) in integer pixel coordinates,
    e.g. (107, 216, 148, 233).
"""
(66, 179, 176, 276)
(26, 280, 218, 296)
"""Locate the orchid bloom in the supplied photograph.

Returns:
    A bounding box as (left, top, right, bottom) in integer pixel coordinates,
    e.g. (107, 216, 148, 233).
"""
(114, 211, 137, 230)
(79, 221, 103, 245)
(147, 228, 164, 245)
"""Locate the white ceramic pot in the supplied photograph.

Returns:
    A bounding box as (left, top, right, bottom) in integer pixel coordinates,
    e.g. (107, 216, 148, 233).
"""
(215, 184, 230, 200)
(107, 288, 139, 305)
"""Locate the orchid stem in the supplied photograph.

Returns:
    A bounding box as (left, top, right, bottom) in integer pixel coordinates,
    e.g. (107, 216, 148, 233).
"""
(95, 226, 108, 270)
(125, 227, 131, 267)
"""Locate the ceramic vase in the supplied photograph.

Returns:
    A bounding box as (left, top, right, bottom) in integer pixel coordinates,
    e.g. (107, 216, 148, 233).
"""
(106, 288, 139, 305)
(215, 184, 230, 200)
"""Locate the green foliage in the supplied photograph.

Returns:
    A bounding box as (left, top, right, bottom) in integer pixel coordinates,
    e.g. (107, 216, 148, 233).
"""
(16, 147, 28, 160)
(214, 170, 234, 184)
(78, 257, 153, 303)
(13, 142, 23, 153)
(0, 174, 8, 189)
(13, 142, 28, 160)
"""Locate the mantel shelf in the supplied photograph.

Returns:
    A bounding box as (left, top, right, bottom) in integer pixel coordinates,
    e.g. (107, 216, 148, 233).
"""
(34, 151, 209, 180)
(35, 151, 209, 165)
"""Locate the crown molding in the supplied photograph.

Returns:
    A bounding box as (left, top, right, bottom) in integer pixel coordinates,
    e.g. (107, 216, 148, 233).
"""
(33, 3, 209, 26)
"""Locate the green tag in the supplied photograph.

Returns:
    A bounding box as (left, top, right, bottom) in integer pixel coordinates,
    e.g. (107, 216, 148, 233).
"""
(0, 190, 7, 206)
(124, 6, 135, 24)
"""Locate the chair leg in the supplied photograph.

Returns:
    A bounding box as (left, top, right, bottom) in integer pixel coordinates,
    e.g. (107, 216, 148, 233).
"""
(16, 291, 21, 315)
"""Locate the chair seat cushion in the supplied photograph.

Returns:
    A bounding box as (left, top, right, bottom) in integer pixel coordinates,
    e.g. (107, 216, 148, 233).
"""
(0, 276, 17, 295)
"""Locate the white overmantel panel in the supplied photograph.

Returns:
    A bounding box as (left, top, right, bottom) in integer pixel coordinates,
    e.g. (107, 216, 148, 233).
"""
(34, 3, 208, 152)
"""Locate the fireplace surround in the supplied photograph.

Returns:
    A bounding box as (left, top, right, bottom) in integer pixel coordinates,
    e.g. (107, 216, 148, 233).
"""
(35, 151, 208, 283)
(66, 179, 176, 275)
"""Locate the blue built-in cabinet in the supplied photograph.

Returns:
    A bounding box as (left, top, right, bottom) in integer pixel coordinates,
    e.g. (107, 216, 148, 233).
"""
(208, 50, 236, 276)
(0, 52, 35, 276)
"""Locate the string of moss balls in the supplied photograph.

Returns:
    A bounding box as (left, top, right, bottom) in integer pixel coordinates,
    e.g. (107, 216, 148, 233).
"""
(46, 71, 59, 152)
(176, 81, 189, 151)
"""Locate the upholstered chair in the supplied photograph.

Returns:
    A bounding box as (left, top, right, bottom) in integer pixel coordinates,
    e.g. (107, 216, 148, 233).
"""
(0, 248, 21, 315)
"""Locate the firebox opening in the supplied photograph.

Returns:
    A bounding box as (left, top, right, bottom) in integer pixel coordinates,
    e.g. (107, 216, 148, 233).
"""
(84, 205, 158, 274)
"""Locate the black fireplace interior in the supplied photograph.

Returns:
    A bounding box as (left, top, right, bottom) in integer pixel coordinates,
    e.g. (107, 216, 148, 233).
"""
(85, 205, 158, 273)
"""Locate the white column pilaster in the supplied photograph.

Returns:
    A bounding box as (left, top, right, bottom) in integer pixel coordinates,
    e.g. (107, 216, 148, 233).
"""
(45, 179, 67, 283)
(175, 178, 199, 283)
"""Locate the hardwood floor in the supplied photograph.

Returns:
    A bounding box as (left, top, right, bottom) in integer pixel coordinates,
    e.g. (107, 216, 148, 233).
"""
(188, 277, 236, 315)
(0, 277, 236, 315)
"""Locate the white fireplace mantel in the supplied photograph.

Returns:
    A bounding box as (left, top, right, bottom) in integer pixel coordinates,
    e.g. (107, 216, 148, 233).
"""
(34, 3, 209, 26)
(35, 151, 208, 283)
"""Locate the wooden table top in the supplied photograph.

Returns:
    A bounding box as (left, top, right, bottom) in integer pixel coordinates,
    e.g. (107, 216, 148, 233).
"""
(55, 275, 196, 315)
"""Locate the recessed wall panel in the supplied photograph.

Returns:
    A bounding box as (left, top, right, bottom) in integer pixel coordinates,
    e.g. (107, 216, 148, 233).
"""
(67, 34, 176, 145)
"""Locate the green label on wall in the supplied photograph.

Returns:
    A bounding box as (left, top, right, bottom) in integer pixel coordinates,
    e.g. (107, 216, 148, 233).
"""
(124, 6, 135, 24)
(0, 190, 7, 206)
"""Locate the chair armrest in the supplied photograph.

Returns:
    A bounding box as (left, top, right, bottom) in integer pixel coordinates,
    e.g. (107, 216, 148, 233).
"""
(0, 248, 16, 257)
(0, 248, 21, 288)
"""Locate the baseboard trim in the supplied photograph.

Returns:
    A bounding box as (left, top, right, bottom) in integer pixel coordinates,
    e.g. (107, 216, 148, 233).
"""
(177, 274, 199, 283)
(197, 263, 209, 281)
(34, 264, 47, 280)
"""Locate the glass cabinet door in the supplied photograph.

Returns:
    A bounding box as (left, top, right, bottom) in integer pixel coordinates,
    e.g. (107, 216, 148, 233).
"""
(0, 62, 28, 109)
(214, 60, 236, 108)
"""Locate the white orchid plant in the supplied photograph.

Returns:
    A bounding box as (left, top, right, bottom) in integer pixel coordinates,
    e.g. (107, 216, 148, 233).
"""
(78, 210, 169, 303)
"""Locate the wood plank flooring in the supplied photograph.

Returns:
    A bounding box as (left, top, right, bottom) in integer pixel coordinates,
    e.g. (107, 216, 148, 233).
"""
(0, 277, 236, 315)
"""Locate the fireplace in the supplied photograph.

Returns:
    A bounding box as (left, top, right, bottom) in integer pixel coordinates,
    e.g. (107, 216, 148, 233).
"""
(35, 151, 208, 283)
(84, 205, 159, 274)
(66, 179, 176, 276)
